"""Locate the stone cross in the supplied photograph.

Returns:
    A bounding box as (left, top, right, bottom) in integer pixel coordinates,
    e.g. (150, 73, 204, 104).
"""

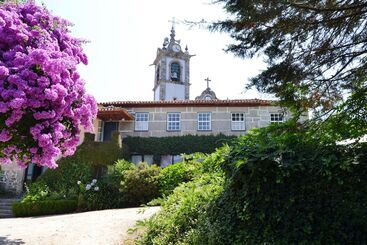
(204, 77, 211, 89)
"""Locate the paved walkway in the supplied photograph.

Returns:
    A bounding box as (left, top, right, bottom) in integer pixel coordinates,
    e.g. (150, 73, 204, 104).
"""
(0, 207, 160, 245)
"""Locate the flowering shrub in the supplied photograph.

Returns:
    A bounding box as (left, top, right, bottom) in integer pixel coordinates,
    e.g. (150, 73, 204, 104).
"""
(77, 178, 100, 210)
(0, 2, 97, 168)
(77, 179, 99, 193)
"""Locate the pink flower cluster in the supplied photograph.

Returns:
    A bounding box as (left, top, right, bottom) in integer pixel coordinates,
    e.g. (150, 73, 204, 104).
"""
(0, 2, 97, 168)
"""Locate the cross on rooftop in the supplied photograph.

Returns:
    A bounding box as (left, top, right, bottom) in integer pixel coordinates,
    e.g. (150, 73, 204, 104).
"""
(168, 17, 178, 29)
(204, 77, 211, 89)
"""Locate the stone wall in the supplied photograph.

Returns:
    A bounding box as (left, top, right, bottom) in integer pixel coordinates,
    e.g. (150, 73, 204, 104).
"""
(94, 105, 307, 140)
(0, 162, 25, 195)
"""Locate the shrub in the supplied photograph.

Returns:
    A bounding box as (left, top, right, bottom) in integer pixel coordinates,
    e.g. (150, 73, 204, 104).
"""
(139, 173, 224, 245)
(138, 148, 228, 244)
(158, 160, 200, 196)
(22, 158, 136, 211)
(113, 159, 135, 177)
(120, 162, 161, 207)
(21, 159, 92, 206)
(12, 200, 77, 217)
(33, 160, 92, 198)
(22, 182, 66, 203)
(192, 123, 367, 244)
(81, 159, 135, 210)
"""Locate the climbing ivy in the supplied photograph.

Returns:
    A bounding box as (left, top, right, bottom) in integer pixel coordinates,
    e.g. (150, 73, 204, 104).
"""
(122, 134, 236, 163)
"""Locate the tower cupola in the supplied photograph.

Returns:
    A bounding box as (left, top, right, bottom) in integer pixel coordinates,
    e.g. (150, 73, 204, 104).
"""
(152, 25, 194, 101)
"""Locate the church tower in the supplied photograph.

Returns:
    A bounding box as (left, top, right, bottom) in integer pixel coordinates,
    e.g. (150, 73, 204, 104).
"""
(153, 26, 193, 101)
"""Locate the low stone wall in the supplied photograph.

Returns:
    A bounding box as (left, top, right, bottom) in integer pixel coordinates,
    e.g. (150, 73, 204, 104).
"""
(0, 162, 25, 195)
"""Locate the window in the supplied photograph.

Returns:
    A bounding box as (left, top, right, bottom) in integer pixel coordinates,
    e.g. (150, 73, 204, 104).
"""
(173, 155, 183, 163)
(167, 112, 181, 131)
(135, 112, 149, 131)
(204, 95, 212, 100)
(160, 155, 183, 167)
(156, 65, 160, 82)
(131, 155, 143, 164)
(270, 113, 283, 123)
(170, 62, 180, 82)
(97, 120, 104, 142)
(231, 113, 245, 131)
(198, 112, 211, 131)
(144, 155, 154, 165)
(160, 155, 172, 167)
(131, 155, 154, 165)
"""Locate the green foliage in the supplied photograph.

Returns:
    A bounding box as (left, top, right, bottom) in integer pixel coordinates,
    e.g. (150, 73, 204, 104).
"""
(137, 148, 228, 244)
(120, 162, 161, 207)
(139, 173, 224, 245)
(123, 134, 235, 163)
(21, 132, 124, 209)
(158, 159, 200, 196)
(157, 150, 229, 196)
(71, 132, 123, 166)
(113, 159, 135, 176)
(212, 1, 367, 121)
(35, 161, 92, 197)
(12, 200, 77, 217)
(81, 159, 135, 210)
(22, 183, 66, 203)
(138, 123, 367, 244)
(192, 123, 367, 244)
(81, 178, 119, 210)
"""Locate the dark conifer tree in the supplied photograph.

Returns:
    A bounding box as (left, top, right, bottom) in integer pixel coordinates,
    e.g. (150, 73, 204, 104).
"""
(212, 0, 367, 123)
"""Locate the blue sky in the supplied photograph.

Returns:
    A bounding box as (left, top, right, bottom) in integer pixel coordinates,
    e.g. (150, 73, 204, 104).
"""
(36, 0, 266, 102)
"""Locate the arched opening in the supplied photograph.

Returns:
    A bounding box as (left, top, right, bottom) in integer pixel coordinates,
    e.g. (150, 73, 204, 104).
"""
(156, 65, 160, 83)
(170, 62, 180, 82)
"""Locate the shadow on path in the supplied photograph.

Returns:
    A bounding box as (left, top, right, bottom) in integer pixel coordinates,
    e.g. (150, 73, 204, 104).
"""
(0, 236, 25, 245)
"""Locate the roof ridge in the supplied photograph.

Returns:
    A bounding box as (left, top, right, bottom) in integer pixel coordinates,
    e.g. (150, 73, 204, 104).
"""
(99, 98, 277, 105)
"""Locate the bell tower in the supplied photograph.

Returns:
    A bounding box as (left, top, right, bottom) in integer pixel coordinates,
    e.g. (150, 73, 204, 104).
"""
(152, 25, 193, 101)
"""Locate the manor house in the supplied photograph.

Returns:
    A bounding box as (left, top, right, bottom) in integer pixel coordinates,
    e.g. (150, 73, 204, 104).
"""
(94, 27, 292, 166)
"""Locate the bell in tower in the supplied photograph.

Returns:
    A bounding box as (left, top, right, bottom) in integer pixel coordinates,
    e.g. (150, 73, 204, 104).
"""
(152, 23, 194, 101)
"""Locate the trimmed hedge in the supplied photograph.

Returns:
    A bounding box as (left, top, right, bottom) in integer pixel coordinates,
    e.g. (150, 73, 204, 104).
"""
(71, 132, 123, 167)
(12, 200, 77, 217)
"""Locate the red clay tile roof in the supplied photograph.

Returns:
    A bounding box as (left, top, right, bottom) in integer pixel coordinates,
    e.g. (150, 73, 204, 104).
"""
(99, 99, 276, 108)
(97, 107, 134, 121)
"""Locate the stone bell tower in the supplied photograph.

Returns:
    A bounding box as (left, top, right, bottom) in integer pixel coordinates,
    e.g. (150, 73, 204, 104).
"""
(152, 25, 194, 101)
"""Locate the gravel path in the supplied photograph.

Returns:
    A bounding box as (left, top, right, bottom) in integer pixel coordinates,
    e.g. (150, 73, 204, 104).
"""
(0, 207, 160, 245)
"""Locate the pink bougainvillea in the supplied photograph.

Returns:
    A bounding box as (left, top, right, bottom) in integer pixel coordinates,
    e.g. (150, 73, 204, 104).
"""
(0, 1, 97, 168)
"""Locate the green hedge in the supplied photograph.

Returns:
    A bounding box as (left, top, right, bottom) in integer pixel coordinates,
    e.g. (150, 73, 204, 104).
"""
(123, 134, 235, 163)
(12, 200, 77, 217)
(193, 124, 367, 244)
(72, 132, 123, 166)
